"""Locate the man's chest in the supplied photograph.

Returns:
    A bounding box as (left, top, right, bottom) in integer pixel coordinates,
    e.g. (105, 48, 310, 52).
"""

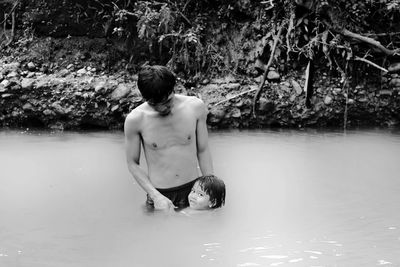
(141, 115, 197, 150)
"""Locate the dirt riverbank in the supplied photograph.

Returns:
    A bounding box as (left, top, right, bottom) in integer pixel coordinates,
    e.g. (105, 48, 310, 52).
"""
(1, 37, 400, 130)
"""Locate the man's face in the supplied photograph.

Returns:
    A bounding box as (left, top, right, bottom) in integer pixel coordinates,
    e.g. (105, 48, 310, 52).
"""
(147, 92, 174, 116)
(188, 182, 212, 210)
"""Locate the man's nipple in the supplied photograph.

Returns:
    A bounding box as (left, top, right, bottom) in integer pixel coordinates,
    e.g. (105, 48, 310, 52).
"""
(152, 143, 157, 148)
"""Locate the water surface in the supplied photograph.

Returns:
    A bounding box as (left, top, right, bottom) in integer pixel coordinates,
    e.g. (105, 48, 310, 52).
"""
(1, 129, 400, 267)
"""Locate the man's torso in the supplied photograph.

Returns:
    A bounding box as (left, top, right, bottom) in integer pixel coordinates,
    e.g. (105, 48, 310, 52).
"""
(137, 95, 201, 188)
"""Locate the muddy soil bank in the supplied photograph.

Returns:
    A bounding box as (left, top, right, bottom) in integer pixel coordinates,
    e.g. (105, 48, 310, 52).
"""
(1, 38, 400, 131)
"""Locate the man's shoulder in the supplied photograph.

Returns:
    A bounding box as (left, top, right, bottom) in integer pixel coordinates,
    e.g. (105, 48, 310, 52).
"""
(125, 103, 148, 124)
(175, 95, 207, 120)
(177, 94, 205, 108)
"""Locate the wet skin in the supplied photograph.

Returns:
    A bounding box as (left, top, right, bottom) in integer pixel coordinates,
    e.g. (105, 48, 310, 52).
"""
(188, 181, 213, 210)
(124, 94, 213, 210)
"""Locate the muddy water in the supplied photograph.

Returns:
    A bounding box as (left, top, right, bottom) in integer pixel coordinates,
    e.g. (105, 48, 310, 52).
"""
(1, 129, 400, 267)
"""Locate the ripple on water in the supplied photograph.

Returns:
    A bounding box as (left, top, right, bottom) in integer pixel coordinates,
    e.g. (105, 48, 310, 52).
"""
(260, 255, 288, 259)
(201, 242, 222, 261)
(270, 262, 284, 266)
(239, 247, 269, 253)
(252, 234, 275, 240)
(304, 250, 322, 255)
(204, 242, 221, 246)
(237, 263, 261, 267)
(288, 258, 303, 263)
(378, 260, 392, 265)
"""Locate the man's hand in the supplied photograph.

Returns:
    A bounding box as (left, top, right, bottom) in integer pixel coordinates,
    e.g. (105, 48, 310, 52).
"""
(153, 194, 176, 210)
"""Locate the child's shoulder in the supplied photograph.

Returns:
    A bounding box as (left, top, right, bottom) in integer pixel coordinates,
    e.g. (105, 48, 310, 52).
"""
(179, 208, 216, 217)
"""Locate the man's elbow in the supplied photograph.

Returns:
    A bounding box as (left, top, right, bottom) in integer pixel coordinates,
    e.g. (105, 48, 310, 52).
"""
(126, 159, 140, 173)
(197, 144, 210, 155)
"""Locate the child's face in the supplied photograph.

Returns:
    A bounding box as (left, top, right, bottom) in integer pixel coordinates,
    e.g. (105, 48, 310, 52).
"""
(188, 182, 212, 210)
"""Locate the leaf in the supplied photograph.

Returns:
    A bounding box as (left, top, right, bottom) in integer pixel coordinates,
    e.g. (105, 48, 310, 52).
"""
(346, 50, 353, 60)
(387, 2, 399, 10)
(275, 47, 281, 58)
(139, 24, 147, 39)
(296, 17, 304, 27)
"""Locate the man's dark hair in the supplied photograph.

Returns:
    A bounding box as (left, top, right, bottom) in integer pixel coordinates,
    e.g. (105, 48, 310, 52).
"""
(137, 65, 176, 103)
(197, 175, 226, 208)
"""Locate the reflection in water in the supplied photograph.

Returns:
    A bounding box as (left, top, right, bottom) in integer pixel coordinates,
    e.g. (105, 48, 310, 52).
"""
(1, 129, 400, 267)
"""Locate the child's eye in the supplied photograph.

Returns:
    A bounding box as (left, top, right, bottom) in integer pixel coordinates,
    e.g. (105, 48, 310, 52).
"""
(199, 193, 204, 197)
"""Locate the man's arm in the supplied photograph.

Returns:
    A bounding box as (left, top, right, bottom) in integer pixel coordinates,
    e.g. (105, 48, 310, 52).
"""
(124, 112, 175, 210)
(195, 99, 214, 175)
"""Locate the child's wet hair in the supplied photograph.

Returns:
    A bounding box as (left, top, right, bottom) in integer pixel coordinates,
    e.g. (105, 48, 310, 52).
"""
(196, 175, 226, 208)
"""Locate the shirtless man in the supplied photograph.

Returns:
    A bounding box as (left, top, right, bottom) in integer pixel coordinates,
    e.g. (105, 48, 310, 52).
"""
(124, 65, 213, 210)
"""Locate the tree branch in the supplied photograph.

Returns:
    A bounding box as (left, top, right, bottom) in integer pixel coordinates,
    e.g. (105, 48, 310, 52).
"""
(363, 31, 400, 37)
(182, 0, 192, 12)
(354, 56, 388, 73)
(252, 22, 285, 118)
(0, 0, 18, 25)
(5, 0, 18, 46)
(213, 88, 257, 107)
(333, 56, 345, 79)
(165, 0, 192, 26)
(339, 28, 400, 56)
(121, 10, 137, 17)
(121, 0, 192, 26)
(286, 10, 295, 61)
(343, 60, 349, 130)
(261, 0, 275, 11)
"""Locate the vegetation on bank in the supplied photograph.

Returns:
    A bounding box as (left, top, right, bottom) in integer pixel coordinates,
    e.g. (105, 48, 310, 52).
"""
(1, 0, 400, 129)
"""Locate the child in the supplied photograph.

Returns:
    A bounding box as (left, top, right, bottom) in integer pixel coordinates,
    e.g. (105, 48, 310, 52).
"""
(187, 175, 226, 210)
